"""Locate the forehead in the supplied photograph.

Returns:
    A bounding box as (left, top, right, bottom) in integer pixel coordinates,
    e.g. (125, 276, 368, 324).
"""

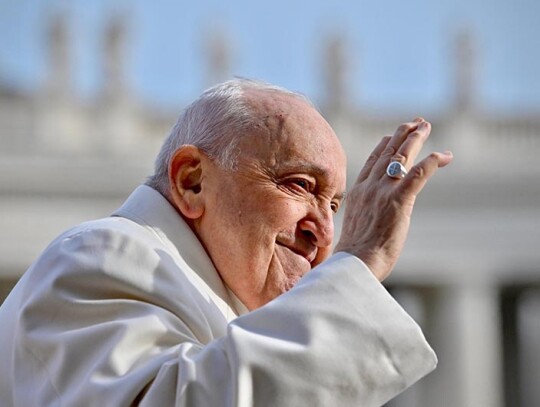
(240, 90, 346, 186)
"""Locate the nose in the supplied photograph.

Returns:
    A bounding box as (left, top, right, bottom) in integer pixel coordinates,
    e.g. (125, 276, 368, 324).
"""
(298, 204, 334, 248)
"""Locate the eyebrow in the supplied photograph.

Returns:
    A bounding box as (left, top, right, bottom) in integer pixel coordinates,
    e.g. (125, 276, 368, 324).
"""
(278, 162, 328, 176)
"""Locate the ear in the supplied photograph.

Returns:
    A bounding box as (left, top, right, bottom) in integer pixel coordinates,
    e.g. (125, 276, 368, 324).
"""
(168, 145, 205, 220)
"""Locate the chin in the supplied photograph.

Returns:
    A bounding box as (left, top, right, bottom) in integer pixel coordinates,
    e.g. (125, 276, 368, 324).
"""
(267, 250, 311, 296)
(281, 272, 305, 293)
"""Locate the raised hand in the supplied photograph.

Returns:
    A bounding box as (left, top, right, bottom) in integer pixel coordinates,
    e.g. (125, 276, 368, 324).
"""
(334, 118, 453, 281)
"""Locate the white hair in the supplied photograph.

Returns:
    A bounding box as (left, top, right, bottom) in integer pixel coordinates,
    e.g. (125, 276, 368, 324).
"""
(146, 78, 312, 197)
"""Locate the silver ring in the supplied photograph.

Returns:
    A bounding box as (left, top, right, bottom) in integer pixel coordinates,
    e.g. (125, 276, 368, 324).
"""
(386, 161, 408, 179)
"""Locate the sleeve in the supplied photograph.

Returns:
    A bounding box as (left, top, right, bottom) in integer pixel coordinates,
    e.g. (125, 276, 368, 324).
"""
(12, 228, 436, 407)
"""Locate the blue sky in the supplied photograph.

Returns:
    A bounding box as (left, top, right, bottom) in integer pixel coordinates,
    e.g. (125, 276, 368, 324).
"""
(1, 0, 539, 114)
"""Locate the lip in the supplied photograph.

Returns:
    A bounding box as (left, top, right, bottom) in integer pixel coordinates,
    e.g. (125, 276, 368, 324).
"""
(276, 242, 317, 264)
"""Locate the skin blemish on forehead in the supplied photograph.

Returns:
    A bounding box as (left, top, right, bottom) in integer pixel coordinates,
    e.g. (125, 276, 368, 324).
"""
(242, 88, 346, 179)
(262, 113, 287, 137)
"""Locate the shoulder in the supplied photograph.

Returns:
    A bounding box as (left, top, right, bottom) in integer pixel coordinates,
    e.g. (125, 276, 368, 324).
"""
(39, 217, 162, 276)
(15, 216, 175, 310)
(19, 216, 222, 321)
(14, 214, 223, 336)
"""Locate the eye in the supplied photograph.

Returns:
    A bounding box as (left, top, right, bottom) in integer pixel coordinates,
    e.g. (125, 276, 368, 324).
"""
(279, 176, 316, 197)
(292, 179, 310, 191)
(330, 201, 339, 214)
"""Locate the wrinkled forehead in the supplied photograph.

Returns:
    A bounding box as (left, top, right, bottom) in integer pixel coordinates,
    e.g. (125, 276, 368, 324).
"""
(241, 89, 347, 185)
(244, 89, 320, 134)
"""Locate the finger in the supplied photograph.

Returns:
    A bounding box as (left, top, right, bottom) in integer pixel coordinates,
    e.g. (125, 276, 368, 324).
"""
(390, 120, 432, 171)
(370, 119, 423, 179)
(398, 151, 453, 197)
(386, 117, 424, 152)
(356, 136, 391, 183)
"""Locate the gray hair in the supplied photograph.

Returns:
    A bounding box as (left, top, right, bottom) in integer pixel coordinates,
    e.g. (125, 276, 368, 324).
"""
(146, 78, 311, 197)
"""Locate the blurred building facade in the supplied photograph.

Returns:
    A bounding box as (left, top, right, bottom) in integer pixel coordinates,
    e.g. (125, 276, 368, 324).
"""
(0, 13, 539, 407)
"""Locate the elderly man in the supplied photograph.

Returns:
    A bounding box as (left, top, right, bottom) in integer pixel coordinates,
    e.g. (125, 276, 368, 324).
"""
(0, 79, 452, 406)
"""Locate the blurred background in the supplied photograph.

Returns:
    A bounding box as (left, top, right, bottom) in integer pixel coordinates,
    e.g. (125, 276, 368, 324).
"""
(0, 0, 539, 406)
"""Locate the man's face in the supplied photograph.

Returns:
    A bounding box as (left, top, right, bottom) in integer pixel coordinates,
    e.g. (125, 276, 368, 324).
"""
(196, 91, 347, 310)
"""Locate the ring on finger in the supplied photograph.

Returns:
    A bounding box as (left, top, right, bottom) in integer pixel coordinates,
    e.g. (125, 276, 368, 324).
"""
(386, 161, 408, 179)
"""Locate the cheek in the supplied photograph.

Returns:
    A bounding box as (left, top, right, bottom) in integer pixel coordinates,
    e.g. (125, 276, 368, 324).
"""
(267, 197, 306, 223)
(212, 186, 308, 249)
(244, 195, 303, 229)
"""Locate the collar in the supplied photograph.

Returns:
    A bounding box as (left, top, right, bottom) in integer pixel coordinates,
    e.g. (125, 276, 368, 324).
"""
(111, 185, 249, 319)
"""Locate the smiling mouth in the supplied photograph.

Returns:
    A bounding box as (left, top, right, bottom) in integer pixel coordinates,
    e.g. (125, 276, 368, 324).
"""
(276, 242, 316, 264)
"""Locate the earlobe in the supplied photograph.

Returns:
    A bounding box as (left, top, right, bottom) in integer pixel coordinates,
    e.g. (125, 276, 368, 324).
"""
(168, 145, 205, 220)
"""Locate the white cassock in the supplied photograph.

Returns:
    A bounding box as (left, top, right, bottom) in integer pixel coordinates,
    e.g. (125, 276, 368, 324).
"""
(0, 185, 436, 407)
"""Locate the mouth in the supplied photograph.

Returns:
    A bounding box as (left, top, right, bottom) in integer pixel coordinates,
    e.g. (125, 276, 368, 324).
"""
(276, 242, 317, 265)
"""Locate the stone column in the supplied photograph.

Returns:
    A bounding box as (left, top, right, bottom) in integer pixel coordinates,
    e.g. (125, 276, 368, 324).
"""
(423, 284, 503, 407)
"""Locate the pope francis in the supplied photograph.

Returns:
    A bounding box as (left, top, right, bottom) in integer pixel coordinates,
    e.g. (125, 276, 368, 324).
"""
(0, 79, 452, 406)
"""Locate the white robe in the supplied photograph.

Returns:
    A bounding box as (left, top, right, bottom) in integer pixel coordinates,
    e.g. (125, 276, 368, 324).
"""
(0, 185, 436, 406)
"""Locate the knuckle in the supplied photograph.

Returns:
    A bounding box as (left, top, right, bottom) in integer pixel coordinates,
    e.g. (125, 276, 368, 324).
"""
(407, 130, 424, 140)
(410, 164, 426, 179)
(391, 153, 406, 163)
(381, 146, 396, 156)
(397, 123, 414, 133)
(428, 152, 441, 161)
(366, 153, 379, 163)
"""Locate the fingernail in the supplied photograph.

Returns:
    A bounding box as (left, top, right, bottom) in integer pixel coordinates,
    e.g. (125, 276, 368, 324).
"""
(414, 117, 424, 123)
(444, 150, 453, 157)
